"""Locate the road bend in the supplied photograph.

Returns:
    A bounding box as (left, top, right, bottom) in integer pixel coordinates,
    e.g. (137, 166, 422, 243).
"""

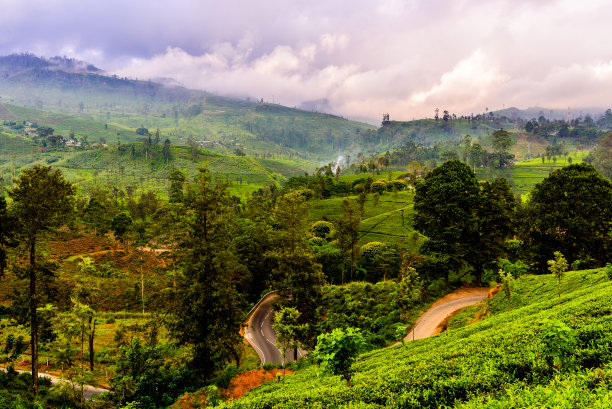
(244, 295, 306, 365)
(404, 288, 490, 342)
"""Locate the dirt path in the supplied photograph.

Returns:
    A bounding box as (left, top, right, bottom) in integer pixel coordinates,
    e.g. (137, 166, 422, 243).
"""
(404, 287, 489, 342)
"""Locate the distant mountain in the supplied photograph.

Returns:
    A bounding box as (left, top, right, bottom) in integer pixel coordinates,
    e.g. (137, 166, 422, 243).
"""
(0, 53, 102, 74)
(492, 106, 603, 121)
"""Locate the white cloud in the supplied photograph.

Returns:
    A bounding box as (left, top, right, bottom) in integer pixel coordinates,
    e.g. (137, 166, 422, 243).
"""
(4, 0, 612, 120)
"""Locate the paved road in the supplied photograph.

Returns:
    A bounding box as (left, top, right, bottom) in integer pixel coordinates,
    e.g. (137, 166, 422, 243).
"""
(0, 367, 109, 399)
(404, 288, 490, 341)
(244, 295, 306, 365)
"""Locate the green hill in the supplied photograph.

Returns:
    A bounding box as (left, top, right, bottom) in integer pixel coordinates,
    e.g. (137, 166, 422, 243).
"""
(0, 54, 376, 161)
(219, 269, 612, 408)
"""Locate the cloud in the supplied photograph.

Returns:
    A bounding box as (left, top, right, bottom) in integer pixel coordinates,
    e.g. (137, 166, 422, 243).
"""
(2, 0, 612, 121)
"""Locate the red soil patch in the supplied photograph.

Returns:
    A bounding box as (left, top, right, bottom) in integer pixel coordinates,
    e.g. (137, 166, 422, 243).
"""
(171, 368, 293, 408)
(48, 236, 116, 260)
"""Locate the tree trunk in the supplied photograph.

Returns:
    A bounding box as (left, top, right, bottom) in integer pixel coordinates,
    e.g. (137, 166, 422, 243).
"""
(293, 347, 298, 361)
(88, 317, 96, 371)
(29, 238, 38, 395)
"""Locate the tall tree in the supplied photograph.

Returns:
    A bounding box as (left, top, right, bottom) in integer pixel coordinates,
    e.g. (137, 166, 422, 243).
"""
(168, 169, 186, 203)
(337, 199, 361, 283)
(468, 178, 516, 284)
(169, 169, 247, 378)
(9, 166, 75, 393)
(414, 160, 480, 283)
(270, 192, 325, 350)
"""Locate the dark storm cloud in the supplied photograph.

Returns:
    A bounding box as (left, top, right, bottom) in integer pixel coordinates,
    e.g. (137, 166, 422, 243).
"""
(2, 0, 612, 120)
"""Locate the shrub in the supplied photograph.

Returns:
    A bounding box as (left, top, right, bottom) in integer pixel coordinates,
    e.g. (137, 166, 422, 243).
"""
(388, 179, 407, 191)
(370, 180, 387, 194)
(311, 221, 334, 239)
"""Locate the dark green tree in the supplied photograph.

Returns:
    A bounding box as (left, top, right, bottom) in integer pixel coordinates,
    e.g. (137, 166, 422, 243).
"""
(468, 178, 517, 284)
(110, 213, 133, 243)
(162, 138, 171, 163)
(83, 198, 110, 235)
(414, 160, 479, 283)
(168, 169, 186, 203)
(270, 192, 326, 350)
(521, 163, 612, 271)
(9, 165, 75, 394)
(169, 169, 247, 378)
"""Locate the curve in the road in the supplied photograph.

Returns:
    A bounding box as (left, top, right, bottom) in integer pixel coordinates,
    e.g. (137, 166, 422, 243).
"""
(244, 294, 305, 365)
(404, 287, 490, 342)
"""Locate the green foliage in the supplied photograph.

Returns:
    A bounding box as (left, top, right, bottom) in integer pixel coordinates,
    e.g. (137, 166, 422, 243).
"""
(606, 263, 612, 280)
(499, 269, 515, 299)
(313, 327, 365, 387)
(414, 160, 480, 281)
(311, 220, 334, 239)
(110, 213, 132, 242)
(273, 307, 307, 364)
(521, 163, 612, 272)
(369, 180, 387, 194)
(548, 251, 569, 301)
(170, 168, 247, 378)
(539, 319, 576, 371)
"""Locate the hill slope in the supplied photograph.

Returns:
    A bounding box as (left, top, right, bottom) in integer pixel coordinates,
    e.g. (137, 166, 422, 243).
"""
(219, 269, 612, 408)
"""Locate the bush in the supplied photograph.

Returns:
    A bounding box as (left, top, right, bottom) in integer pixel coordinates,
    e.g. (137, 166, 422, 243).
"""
(388, 179, 407, 191)
(311, 221, 334, 239)
(370, 181, 387, 194)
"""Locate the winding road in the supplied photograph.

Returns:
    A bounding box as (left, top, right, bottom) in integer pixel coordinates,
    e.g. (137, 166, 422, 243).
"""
(245, 287, 490, 364)
(404, 287, 490, 341)
(244, 295, 305, 365)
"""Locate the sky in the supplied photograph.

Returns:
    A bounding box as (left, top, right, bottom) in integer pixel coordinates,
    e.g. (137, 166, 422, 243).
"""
(2, 0, 612, 122)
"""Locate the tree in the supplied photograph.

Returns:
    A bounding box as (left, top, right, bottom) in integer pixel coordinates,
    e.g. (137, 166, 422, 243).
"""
(337, 199, 361, 283)
(162, 138, 171, 163)
(270, 192, 326, 350)
(0, 197, 15, 279)
(313, 327, 365, 387)
(414, 160, 479, 283)
(168, 169, 186, 203)
(591, 131, 612, 179)
(468, 178, 516, 284)
(82, 198, 110, 235)
(491, 130, 514, 167)
(521, 163, 612, 272)
(272, 307, 306, 367)
(469, 143, 484, 170)
(548, 251, 568, 302)
(9, 165, 75, 394)
(111, 213, 133, 243)
(169, 169, 247, 378)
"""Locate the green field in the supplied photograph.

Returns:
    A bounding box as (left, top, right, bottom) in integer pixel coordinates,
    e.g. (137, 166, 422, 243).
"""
(309, 190, 422, 249)
(509, 151, 588, 196)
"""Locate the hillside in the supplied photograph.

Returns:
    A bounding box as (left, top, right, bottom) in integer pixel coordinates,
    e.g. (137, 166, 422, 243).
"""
(0, 53, 376, 161)
(0, 141, 316, 198)
(219, 269, 612, 408)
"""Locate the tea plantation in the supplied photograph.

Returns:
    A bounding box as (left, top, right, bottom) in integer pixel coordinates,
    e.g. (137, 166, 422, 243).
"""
(220, 269, 612, 408)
